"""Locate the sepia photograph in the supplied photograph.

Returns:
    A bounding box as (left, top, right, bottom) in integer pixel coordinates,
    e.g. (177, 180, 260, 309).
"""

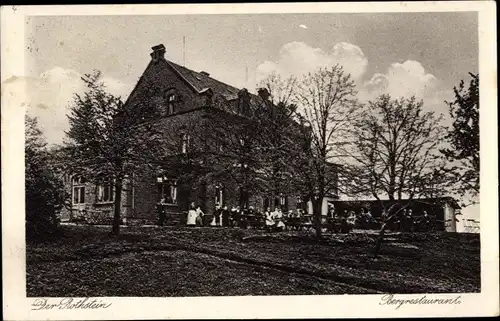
(1, 2, 498, 320)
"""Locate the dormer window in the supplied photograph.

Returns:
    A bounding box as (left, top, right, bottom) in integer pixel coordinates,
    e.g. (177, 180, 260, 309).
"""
(200, 88, 214, 107)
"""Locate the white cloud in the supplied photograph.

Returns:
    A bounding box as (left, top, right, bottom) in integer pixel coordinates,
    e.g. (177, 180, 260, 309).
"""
(2, 67, 132, 146)
(256, 41, 368, 83)
(299, 24, 308, 29)
(361, 60, 439, 101)
(256, 42, 442, 108)
(359, 60, 452, 119)
(255, 42, 453, 132)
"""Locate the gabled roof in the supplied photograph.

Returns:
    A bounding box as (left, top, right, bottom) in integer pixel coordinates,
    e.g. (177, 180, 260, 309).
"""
(166, 60, 241, 101)
(123, 51, 267, 117)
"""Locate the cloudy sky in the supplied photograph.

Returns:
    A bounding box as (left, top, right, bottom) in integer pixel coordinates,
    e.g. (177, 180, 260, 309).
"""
(3, 12, 479, 222)
(13, 12, 478, 146)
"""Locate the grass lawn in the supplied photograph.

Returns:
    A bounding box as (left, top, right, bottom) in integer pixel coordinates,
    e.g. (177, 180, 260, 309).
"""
(27, 225, 480, 296)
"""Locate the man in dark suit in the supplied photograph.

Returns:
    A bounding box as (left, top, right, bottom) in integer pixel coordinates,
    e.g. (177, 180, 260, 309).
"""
(157, 197, 167, 226)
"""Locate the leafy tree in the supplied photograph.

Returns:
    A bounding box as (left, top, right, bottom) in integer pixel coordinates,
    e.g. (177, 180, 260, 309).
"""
(293, 65, 360, 239)
(347, 94, 448, 254)
(441, 73, 479, 203)
(25, 115, 66, 241)
(64, 70, 166, 236)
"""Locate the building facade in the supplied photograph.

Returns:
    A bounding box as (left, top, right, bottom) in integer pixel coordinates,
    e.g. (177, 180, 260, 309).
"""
(60, 44, 339, 224)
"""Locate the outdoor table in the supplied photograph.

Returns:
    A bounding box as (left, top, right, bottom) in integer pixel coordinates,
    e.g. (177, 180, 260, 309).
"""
(241, 214, 264, 229)
(286, 217, 302, 230)
(300, 215, 315, 231)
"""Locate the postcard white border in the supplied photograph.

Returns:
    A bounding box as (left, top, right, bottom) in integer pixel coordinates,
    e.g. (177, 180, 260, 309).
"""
(2, 2, 498, 320)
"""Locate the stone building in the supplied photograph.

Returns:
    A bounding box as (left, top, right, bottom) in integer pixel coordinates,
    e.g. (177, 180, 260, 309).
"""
(60, 44, 339, 224)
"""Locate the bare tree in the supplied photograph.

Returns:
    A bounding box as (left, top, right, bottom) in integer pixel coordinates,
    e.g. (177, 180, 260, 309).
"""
(347, 94, 448, 254)
(293, 65, 360, 239)
(254, 73, 304, 209)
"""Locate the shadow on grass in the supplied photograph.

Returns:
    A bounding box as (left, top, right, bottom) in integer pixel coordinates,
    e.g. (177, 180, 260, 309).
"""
(27, 225, 481, 295)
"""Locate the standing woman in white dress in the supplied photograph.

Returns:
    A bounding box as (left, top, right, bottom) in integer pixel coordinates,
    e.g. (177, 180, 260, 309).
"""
(186, 202, 197, 226)
(265, 208, 274, 231)
(274, 208, 286, 231)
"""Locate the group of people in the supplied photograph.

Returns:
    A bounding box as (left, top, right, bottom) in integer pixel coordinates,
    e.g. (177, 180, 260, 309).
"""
(329, 205, 436, 232)
(156, 199, 207, 227)
(326, 206, 357, 233)
(210, 205, 297, 230)
(157, 197, 438, 233)
(186, 202, 205, 226)
(185, 204, 259, 228)
(182, 203, 310, 230)
(264, 207, 288, 231)
(392, 209, 435, 232)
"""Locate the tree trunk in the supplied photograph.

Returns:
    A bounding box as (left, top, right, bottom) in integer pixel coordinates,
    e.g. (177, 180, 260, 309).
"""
(200, 179, 208, 212)
(374, 222, 387, 256)
(111, 177, 123, 236)
(313, 197, 323, 240)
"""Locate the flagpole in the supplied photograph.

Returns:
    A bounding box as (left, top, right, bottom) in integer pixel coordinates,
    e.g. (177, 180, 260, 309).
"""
(183, 36, 186, 66)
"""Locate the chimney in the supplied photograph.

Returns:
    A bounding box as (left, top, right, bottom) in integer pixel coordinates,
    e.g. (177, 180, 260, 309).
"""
(150, 44, 166, 63)
(257, 87, 270, 101)
(200, 71, 210, 77)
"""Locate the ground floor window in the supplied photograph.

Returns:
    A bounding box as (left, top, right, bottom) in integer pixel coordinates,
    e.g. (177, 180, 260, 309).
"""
(158, 176, 178, 204)
(279, 194, 287, 206)
(296, 196, 306, 211)
(72, 176, 86, 205)
(262, 195, 288, 211)
(263, 197, 271, 210)
(96, 178, 114, 203)
(278, 194, 288, 211)
(73, 186, 85, 204)
(237, 187, 249, 209)
(215, 184, 224, 206)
